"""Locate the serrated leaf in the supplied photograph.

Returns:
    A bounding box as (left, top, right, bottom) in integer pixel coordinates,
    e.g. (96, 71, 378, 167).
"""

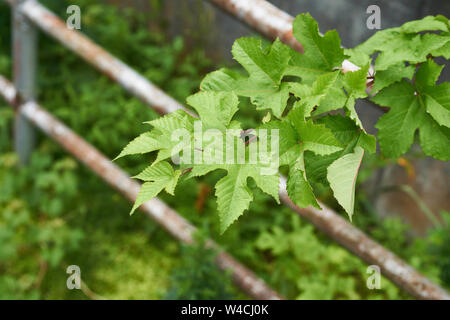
(375, 33, 446, 70)
(314, 80, 347, 115)
(289, 71, 341, 116)
(357, 133, 377, 154)
(186, 91, 239, 131)
(317, 115, 360, 145)
(354, 28, 400, 55)
(372, 81, 425, 158)
(431, 38, 450, 59)
(286, 149, 320, 209)
(344, 48, 371, 67)
(318, 114, 376, 154)
(130, 161, 181, 215)
(200, 68, 242, 92)
(204, 38, 293, 118)
(373, 63, 415, 92)
(422, 84, 450, 128)
(249, 82, 290, 118)
(327, 146, 364, 221)
(215, 164, 280, 233)
(133, 161, 177, 182)
(401, 15, 449, 33)
(415, 59, 444, 90)
(144, 111, 195, 163)
(288, 13, 346, 84)
(299, 121, 343, 155)
(232, 37, 291, 86)
(344, 64, 369, 98)
(114, 132, 160, 160)
(419, 115, 450, 161)
(287, 168, 320, 209)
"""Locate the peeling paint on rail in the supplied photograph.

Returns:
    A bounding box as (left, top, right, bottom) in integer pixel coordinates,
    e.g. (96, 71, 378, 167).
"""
(0, 75, 282, 300)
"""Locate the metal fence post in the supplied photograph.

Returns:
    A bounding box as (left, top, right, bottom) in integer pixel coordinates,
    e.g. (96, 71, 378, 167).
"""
(12, 0, 37, 165)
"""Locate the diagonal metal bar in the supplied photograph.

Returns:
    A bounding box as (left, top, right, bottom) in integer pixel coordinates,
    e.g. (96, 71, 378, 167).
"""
(7, 0, 450, 299)
(0, 74, 283, 300)
(206, 0, 303, 52)
(7, 0, 192, 117)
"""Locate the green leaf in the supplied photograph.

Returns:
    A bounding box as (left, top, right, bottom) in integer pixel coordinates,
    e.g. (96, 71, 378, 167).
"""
(354, 28, 400, 55)
(344, 64, 369, 98)
(327, 146, 364, 221)
(401, 15, 449, 33)
(287, 168, 320, 209)
(288, 13, 346, 84)
(298, 121, 343, 156)
(318, 115, 376, 153)
(419, 115, 450, 161)
(344, 48, 371, 67)
(375, 33, 446, 70)
(286, 150, 320, 209)
(372, 60, 450, 159)
(314, 76, 347, 115)
(372, 81, 425, 158)
(204, 38, 293, 118)
(249, 82, 290, 118)
(431, 38, 450, 59)
(357, 133, 377, 154)
(415, 60, 449, 128)
(289, 71, 341, 116)
(215, 164, 280, 233)
(232, 37, 291, 86)
(200, 68, 242, 92)
(114, 132, 160, 160)
(186, 91, 239, 131)
(421, 83, 450, 128)
(130, 161, 181, 215)
(415, 59, 444, 91)
(372, 63, 415, 92)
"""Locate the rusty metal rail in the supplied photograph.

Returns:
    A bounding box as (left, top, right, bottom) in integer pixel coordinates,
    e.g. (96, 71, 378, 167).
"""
(206, 0, 303, 52)
(4, 0, 449, 299)
(0, 74, 282, 300)
(6, 0, 449, 300)
(9, 0, 192, 117)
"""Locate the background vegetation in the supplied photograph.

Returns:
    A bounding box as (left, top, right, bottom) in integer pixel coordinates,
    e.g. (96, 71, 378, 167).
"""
(0, 0, 448, 299)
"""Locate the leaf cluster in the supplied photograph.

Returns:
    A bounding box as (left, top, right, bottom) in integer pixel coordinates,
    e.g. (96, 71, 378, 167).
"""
(120, 14, 450, 232)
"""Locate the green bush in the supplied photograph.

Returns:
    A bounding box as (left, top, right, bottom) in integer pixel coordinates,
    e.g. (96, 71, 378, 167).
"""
(165, 234, 238, 300)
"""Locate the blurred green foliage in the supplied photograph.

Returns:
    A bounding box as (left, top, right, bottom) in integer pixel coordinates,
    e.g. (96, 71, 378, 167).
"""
(165, 233, 239, 300)
(0, 0, 448, 300)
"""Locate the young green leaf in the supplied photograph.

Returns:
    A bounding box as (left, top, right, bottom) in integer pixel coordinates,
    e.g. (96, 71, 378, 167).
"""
(288, 13, 346, 84)
(372, 81, 425, 158)
(327, 146, 364, 221)
(372, 61, 449, 160)
(114, 132, 160, 160)
(130, 161, 181, 215)
(372, 63, 415, 92)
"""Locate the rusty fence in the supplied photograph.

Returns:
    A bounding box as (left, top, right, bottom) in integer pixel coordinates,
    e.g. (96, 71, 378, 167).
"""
(1, 0, 449, 300)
